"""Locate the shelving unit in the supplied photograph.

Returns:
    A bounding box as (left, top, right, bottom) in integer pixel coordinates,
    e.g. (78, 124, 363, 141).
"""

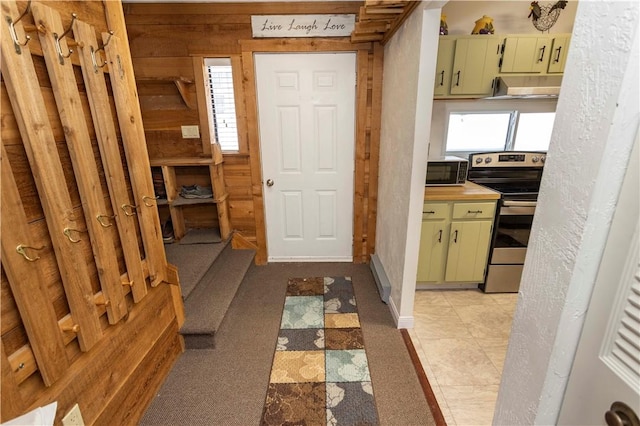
(150, 144, 231, 242)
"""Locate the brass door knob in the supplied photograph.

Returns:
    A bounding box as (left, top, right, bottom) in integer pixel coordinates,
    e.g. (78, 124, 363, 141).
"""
(266, 179, 274, 187)
(605, 402, 640, 426)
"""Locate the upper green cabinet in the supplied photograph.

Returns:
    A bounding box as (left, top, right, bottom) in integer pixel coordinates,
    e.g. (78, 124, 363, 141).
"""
(434, 37, 456, 96)
(547, 35, 571, 73)
(434, 33, 571, 99)
(500, 35, 552, 73)
(449, 36, 501, 96)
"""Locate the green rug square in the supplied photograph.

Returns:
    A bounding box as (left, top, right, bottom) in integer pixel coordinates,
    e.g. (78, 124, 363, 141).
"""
(325, 349, 371, 382)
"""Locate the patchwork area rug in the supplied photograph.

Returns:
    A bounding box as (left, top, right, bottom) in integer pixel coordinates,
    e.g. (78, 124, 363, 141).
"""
(261, 276, 379, 425)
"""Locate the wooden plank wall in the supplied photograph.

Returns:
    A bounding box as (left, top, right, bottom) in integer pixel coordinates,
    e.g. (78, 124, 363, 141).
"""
(1, 1, 183, 423)
(124, 1, 382, 263)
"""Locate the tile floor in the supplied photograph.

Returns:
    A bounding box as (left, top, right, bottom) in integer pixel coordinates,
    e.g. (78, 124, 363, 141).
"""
(409, 289, 519, 426)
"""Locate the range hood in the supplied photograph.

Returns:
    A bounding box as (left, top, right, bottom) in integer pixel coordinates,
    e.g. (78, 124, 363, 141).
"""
(487, 75, 563, 99)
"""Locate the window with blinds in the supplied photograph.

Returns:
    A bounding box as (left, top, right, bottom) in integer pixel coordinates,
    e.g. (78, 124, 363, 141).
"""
(205, 58, 239, 151)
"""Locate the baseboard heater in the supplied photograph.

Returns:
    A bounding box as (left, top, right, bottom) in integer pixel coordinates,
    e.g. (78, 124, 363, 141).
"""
(369, 254, 390, 304)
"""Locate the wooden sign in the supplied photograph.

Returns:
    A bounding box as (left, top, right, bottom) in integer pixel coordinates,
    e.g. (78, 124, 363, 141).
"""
(251, 14, 356, 38)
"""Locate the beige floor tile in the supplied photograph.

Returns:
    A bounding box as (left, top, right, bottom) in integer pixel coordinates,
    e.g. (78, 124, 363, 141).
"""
(413, 307, 472, 339)
(475, 338, 510, 372)
(439, 385, 500, 426)
(414, 290, 452, 307)
(421, 338, 501, 386)
(498, 301, 518, 317)
(408, 330, 457, 426)
(442, 289, 499, 306)
(451, 304, 513, 339)
(488, 293, 519, 305)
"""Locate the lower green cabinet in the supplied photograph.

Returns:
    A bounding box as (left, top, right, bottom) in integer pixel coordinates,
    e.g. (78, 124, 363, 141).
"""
(417, 201, 495, 284)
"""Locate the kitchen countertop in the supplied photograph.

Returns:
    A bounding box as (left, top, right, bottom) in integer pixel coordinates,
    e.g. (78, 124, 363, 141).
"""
(424, 181, 501, 201)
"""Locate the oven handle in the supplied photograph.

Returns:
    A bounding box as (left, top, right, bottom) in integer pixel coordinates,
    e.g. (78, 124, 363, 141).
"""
(500, 202, 536, 216)
(502, 200, 537, 207)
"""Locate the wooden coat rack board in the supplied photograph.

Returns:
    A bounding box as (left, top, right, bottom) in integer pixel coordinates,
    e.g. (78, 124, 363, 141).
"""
(1, 0, 184, 423)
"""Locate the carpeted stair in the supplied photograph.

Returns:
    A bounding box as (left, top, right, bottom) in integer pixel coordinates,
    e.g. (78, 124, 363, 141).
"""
(165, 230, 256, 349)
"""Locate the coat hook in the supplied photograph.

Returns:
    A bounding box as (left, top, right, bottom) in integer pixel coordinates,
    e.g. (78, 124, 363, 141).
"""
(96, 214, 116, 228)
(5, 0, 32, 54)
(90, 31, 113, 72)
(53, 13, 77, 65)
(16, 244, 44, 262)
(63, 227, 86, 243)
(121, 203, 138, 217)
(142, 195, 159, 207)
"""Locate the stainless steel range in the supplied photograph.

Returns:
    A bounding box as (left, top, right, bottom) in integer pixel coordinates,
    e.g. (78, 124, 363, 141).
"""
(467, 151, 545, 293)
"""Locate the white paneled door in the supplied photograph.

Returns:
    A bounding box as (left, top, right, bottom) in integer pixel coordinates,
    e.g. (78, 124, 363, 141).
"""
(255, 53, 356, 261)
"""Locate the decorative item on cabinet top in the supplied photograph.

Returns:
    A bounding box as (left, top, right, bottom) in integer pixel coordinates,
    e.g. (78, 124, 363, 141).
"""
(528, 0, 568, 32)
(440, 14, 448, 35)
(471, 15, 495, 35)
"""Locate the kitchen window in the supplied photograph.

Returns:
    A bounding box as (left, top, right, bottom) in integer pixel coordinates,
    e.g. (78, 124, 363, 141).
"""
(444, 102, 556, 156)
(205, 58, 239, 152)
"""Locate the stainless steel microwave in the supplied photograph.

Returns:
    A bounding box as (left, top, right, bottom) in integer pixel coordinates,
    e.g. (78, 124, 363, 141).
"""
(425, 156, 468, 186)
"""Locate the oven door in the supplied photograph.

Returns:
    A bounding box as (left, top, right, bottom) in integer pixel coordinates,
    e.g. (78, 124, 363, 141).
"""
(483, 200, 535, 292)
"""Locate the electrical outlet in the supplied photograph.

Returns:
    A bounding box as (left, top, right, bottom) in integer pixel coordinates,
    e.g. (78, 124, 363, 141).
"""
(181, 125, 200, 139)
(62, 403, 85, 426)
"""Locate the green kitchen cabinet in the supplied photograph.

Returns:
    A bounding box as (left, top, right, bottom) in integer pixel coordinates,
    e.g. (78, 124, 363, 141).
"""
(499, 35, 553, 73)
(449, 36, 502, 96)
(547, 35, 571, 73)
(434, 37, 456, 97)
(417, 200, 495, 284)
(417, 204, 450, 282)
(444, 220, 493, 282)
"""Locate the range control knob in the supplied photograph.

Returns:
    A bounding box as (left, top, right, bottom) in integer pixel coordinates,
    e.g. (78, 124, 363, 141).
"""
(484, 157, 492, 164)
(475, 157, 483, 164)
(541, 156, 546, 163)
(532, 156, 540, 163)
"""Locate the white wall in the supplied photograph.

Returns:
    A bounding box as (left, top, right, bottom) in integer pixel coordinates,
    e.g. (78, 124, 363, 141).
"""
(494, 1, 640, 424)
(442, 0, 577, 35)
(375, 2, 443, 327)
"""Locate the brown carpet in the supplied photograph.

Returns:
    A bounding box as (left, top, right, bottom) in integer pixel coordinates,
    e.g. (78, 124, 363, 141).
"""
(141, 263, 436, 426)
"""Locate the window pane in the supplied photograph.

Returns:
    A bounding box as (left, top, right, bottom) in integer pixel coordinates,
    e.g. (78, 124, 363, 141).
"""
(513, 112, 555, 151)
(206, 60, 239, 151)
(446, 112, 511, 152)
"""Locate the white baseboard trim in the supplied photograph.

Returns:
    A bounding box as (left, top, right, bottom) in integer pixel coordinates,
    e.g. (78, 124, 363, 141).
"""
(388, 294, 415, 329)
(369, 254, 390, 303)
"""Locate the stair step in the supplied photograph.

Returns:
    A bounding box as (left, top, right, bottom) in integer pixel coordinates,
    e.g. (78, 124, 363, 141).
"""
(164, 236, 230, 299)
(180, 244, 255, 349)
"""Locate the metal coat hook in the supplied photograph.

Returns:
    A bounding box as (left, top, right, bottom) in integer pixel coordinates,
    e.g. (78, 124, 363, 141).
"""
(90, 30, 113, 72)
(121, 203, 138, 217)
(53, 13, 77, 64)
(5, 0, 32, 54)
(16, 244, 44, 262)
(142, 195, 159, 207)
(96, 214, 116, 228)
(63, 227, 86, 243)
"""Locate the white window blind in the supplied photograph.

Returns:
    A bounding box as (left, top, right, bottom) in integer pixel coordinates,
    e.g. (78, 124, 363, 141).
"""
(205, 59, 239, 151)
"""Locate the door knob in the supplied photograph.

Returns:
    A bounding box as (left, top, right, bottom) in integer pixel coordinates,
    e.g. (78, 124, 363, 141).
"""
(266, 179, 274, 187)
(605, 402, 640, 426)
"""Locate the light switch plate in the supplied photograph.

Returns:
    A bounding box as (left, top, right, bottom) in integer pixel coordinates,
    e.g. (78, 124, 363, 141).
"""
(181, 125, 200, 139)
(62, 403, 85, 426)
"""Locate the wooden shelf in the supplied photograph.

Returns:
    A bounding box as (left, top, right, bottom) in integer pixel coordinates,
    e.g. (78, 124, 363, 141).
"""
(171, 197, 216, 207)
(156, 198, 170, 206)
(149, 157, 214, 167)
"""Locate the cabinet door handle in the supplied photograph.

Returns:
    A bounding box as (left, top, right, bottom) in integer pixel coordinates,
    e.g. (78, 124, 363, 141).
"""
(467, 210, 483, 214)
(425, 210, 435, 214)
(538, 46, 546, 62)
(438, 229, 443, 243)
(439, 70, 445, 86)
(554, 46, 562, 63)
(454, 70, 461, 86)
(453, 230, 458, 243)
